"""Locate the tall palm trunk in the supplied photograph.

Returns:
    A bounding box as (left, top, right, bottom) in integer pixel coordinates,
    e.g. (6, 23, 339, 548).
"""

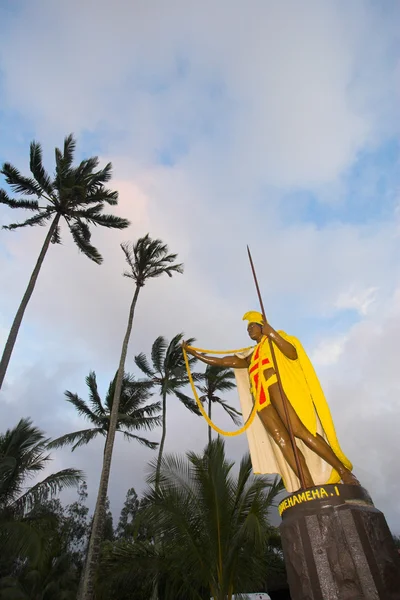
(79, 284, 141, 600)
(152, 389, 168, 600)
(0, 214, 60, 390)
(208, 399, 212, 445)
(155, 390, 167, 491)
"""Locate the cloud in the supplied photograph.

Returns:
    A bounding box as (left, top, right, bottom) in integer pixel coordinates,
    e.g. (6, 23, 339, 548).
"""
(335, 286, 378, 316)
(1, 1, 398, 187)
(311, 335, 348, 367)
(315, 287, 400, 530)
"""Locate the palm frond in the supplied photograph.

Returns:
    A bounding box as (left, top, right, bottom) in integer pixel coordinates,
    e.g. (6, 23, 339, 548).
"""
(174, 391, 201, 415)
(134, 353, 156, 378)
(219, 400, 242, 425)
(117, 412, 162, 432)
(104, 370, 120, 413)
(0, 189, 39, 210)
(0, 419, 52, 508)
(73, 217, 91, 240)
(29, 141, 53, 196)
(82, 188, 119, 206)
(3, 210, 52, 230)
(85, 371, 105, 415)
(81, 212, 130, 229)
(68, 205, 103, 219)
(68, 221, 103, 264)
(86, 162, 113, 188)
(121, 235, 184, 286)
(62, 134, 76, 170)
(46, 428, 103, 452)
(164, 333, 196, 375)
(12, 468, 84, 513)
(119, 431, 159, 449)
(151, 336, 168, 374)
(51, 223, 61, 244)
(75, 156, 99, 180)
(0, 518, 46, 563)
(145, 263, 184, 280)
(124, 398, 161, 418)
(64, 391, 103, 425)
(1, 162, 43, 196)
(164, 333, 184, 368)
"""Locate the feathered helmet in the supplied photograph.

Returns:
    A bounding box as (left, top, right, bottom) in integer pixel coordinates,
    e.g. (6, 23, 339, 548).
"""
(242, 311, 264, 325)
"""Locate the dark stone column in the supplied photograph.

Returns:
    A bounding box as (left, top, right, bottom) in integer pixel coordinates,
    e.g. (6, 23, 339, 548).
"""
(279, 484, 400, 600)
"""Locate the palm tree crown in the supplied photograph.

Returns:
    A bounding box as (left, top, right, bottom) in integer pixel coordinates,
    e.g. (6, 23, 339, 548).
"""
(121, 234, 183, 287)
(47, 371, 161, 452)
(0, 134, 130, 391)
(146, 438, 284, 600)
(197, 365, 241, 443)
(134, 334, 201, 489)
(0, 133, 129, 263)
(101, 439, 284, 600)
(135, 334, 200, 413)
(0, 418, 83, 516)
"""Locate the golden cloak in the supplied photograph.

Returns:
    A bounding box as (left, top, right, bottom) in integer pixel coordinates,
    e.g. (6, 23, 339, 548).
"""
(235, 332, 352, 492)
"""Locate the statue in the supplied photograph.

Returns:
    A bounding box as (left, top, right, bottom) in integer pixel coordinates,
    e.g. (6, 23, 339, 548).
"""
(183, 311, 359, 492)
(183, 250, 400, 600)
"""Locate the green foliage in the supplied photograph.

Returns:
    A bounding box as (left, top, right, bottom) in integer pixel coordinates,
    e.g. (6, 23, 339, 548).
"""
(121, 234, 183, 287)
(103, 498, 115, 543)
(47, 371, 161, 452)
(197, 365, 241, 442)
(100, 439, 284, 600)
(0, 418, 83, 517)
(0, 420, 86, 598)
(116, 488, 140, 539)
(115, 487, 151, 542)
(0, 133, 129, 263)
(134, 333, 200, 414)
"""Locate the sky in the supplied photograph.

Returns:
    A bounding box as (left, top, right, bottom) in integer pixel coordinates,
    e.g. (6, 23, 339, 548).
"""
(0, 0, 400, 532)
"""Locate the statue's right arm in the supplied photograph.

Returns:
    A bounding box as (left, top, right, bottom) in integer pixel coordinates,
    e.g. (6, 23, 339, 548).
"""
(183, 343, 249, 369)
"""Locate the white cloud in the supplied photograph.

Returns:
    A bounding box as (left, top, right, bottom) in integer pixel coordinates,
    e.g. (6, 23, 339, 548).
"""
(335, 286, 378, 316)
(311, 335, 348, 367)
(315, 289, 400, 530)
(1, 1, 398, 188)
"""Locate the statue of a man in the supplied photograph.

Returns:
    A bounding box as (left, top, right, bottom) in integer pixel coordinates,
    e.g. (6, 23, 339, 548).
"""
(184, 311, 359, 491)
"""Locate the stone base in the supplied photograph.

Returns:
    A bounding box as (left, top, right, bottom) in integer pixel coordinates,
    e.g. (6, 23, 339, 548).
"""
(279, 484, 400, 600)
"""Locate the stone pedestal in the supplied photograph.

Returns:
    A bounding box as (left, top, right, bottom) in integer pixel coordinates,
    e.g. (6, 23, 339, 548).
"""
(279, 484, 400, 600)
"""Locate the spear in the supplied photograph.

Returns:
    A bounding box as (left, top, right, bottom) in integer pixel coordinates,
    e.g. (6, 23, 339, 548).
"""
(247, 245, 306, 490)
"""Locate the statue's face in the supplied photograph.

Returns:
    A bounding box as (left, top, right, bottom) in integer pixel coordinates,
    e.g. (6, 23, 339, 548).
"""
(247, 322, 262, 341)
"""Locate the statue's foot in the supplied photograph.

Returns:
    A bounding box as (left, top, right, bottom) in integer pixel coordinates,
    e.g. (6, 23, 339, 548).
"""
(341, 470, 361, 486)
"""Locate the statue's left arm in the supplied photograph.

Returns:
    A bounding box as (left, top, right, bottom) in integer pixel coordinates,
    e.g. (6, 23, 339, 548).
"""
(262, 323, 298, 360)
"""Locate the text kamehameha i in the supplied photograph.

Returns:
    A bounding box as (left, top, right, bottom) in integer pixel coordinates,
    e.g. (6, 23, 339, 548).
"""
(279, 485, 341, 516)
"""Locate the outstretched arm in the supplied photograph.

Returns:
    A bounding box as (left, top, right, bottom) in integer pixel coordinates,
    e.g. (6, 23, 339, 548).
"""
(262, 324, 298, 360)
(182, 341, 249, 369)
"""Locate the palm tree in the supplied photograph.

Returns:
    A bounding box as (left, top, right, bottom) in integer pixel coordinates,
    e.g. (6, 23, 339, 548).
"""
(197, 365, 241, 444)
(79, 235, 183, 600)
(0, 134, 129, 390)
(47, 371, 161, 453)
(101, 439, 284, 600)
(0, 418, 83, 518)
(0, 418, 83, 566)
(134, 334, 201, 490)
(0, 522, 79, 600)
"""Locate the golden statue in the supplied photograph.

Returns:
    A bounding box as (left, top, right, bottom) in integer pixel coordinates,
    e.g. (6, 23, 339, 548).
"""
(183, 311, 359, 492)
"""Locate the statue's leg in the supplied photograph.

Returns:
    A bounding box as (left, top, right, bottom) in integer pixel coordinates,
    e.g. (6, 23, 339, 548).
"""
(258, 404, 315, 488)
(269, 383, 360, 486)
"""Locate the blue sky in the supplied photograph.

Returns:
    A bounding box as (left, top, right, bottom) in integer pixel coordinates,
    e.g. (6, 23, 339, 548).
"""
(0, 0, 400, 530)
